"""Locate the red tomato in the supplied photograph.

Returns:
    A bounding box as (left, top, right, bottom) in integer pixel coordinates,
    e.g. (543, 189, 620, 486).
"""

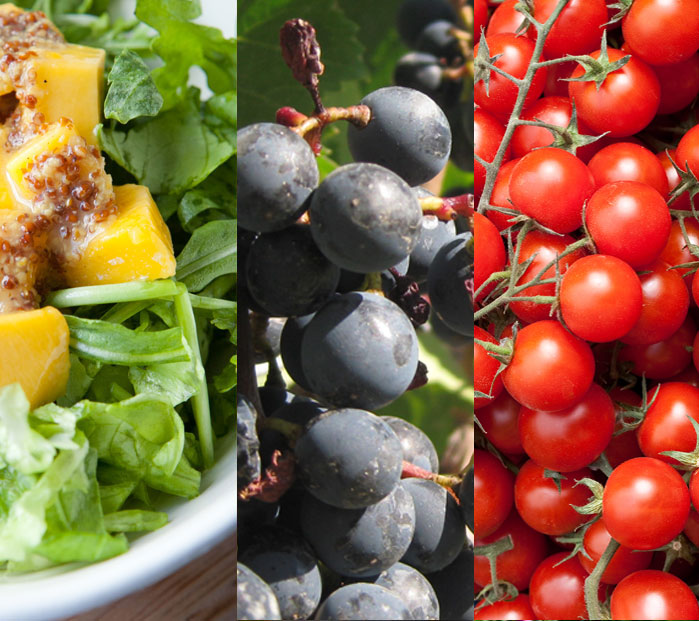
(684, 507, 699, 547)
(485, 0, 528, 37)
(474, 594, 535, 620)
(477, 390, 524, 455)
(514, 460, 593, 535)
(529, 553, 590, 621)
(605, 387, 644, 469)
(474, 33, 547, 121)
(622, 0, 699, 66)
(509, 147, 595, 233)
(532, 0, 608, 58)
(559, 254, 643, 343)
(474, 0, 489, 38)
(659, 219, 699, 291)
(611, 570, 699, 620)
(579, 519, 653, 584)
(690, 469, 699, 512)
(474, 108, 509, 199)
(587, 142, 669, 196)
(474, 510, 549, 590)
(503, 320, 595, 411)
(544, 60, 576, 97)
(654, 53, 699, 114)
(585, 182, 671, 269)
(474, 325, 504, 409)
(621, 261, 689, 346)
(473, 212, 506, 302)
(603, 457, 690, 550)
(486, 158, 520, 232)
(569, 48, 660, 138)
(474, 449, 514, 538)
(509, 229, 586, 324)
(519, 383, 615, 472)
(677, 124, 699, 178)
(638, 383, 699, 464)
(657, 149, 695, 211)
(620, 314, 696, 380)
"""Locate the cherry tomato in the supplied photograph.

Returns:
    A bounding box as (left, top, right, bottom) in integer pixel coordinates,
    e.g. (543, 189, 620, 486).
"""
(659, 218, 699, 299)
(474, 325, 504, 409)
(603, 457, 690, 550)
(474, 510, 549, 590)
(509, 229, 586, 324)
(654, 53, 699, 114)
(544, 60, 576, 98)
(519, 383, 615, 472)
(532, 0, 608, 59)
(657, 149, 695, 211)
(569, 48, 660, 138)
(677, 124, 699, 178)
(639, 382, 699, 464)
(622, 0, 699, 66)
(559, 254, 643, 343)
(474, 33, 547, 121)
(509, 147, 595, 233)
(486, 158, 520, 231)
(684, 507, 699, 548)
(485, 0, 528, 38)
(503, 320, 595, 412)
(474, 449, 515, 538)
(587, 142, 669, 196)
(514, 460, 593, 535)
(690, 468, 699, 512)
(474, 108, 509, 199)
(529, 553, 590, 621)
(474, 0, 488, 38)
(621, 261, 689, 346)
(610, 570, 699, 620)
(473, 212, 506, 302)
(474, 594, 535, 620)
(477, 390, 524, 455)
(579, 519, 653, 584)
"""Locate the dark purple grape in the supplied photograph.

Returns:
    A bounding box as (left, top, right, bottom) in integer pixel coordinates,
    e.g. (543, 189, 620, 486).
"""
(426, 544, 474, 621)
(295, 408, 403, 509)
(416, 20, 461, 62)
(314, 583, 413, 620)
(383, 416, 439, 473)
(460, 468, 473, 531)
(408, 215, 457, 284)
(397, 0, 457, 47)
(280, 313, 315, 390)
(373, 562, 440, 620)
(237, 563, 281, 620)
(237, 393, 261, 492)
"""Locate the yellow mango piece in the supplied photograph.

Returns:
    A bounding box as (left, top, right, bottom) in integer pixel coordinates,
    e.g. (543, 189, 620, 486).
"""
(63, 184, 176, 286)
(0, 306, 69, 408)
(31, 44, 105, 145)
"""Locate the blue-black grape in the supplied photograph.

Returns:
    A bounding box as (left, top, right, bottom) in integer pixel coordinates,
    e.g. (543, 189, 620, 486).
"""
(394, 52, 462, 110)
(397, 0, 457, 47)
(460, 468, 474, 531)
(314, 583, 413, 620)
(294, 408, 403, 509)
(300, 483, 415, 577)
(258, 386, 310, 417)
(238, 123, 318, 233)
(416, 20, 461, 62)
(425, 544, 474, 621)
(237, 563, 281, 620)
(253, 317, 285, 364)
(300, 292, 419, 410)
(408, 215, 457, 284)
(237, 393, 261, 491)
(383, 416, 439, 473)
(246, 225, 340, 317)
(347, 87, 452, 186)
(373, 562, 440, 621)
(279, 313, 315, 390)
(240, 527, 323, 621)
(309, 163, 422, 273)
(427, 233, 473, 337)
(446, 101, 471, 172)
(401, 478, 467, 573)
(260, 399, 326, 464)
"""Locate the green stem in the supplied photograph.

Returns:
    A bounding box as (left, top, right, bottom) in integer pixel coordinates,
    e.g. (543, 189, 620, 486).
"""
(46, 279, 179, 308)
(585, 538, 619, 620)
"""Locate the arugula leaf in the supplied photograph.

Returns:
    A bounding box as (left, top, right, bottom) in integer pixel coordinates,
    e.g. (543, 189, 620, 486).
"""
(105, 50, 163, 123)
(176, 219, 236, 292)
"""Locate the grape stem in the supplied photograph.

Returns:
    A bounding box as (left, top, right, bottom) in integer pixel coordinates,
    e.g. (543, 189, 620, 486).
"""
(400, 460, 462, 490)
(419, 194, 473, 221)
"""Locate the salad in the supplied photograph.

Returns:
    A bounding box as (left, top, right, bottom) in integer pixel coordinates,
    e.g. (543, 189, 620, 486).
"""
(0, 0, 236, 573)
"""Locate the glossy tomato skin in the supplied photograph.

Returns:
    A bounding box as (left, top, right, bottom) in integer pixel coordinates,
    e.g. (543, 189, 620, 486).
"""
(503, 320, 595, 411)
(509, 230, 586, 324)
(474, 108, 509, 199)
(474, 594, 535, 620)
(657, 149, 694, 211)
(474, 510, 549, 590)
(474, 325, 504, 409)
(638, 382, 699, 464)
(485, 0, 528, 38)
(519, 383, 615, 472)
(474, 0, 488, 37)
(605, 387, 644, 469)
(486, 158, 520, 231)
(569, 48, 660, 138)
(690, 469, 699, 513)
(622, 0, 699, 66)
(474, 449, 514, 538)
(474, 33, 547, 121)
(477, 390, 524, 455)
(509, 147, 595, 233)
(587, 142, 669, 196)
(532, 0, 608, 59)
(579, 519, 653, 584)
(514, 460, 593, 535)
(677, 124, 699, 178)
(529, 553, 590, 621)
(654, 53, 699, 114)
(610, 570, 699, 620)
(603, 457, 690, 550)
(621, 261, 689, 346)
(559, 254, 643, 343)
(473, 212, 506, 302)
(684, 507, 699, 547)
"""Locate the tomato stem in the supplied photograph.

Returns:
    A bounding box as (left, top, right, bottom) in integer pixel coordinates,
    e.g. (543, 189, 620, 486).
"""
(584, 537, 619, 620)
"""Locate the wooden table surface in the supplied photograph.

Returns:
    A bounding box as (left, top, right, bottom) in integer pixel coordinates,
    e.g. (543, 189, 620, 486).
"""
(67, 535, 236, 621)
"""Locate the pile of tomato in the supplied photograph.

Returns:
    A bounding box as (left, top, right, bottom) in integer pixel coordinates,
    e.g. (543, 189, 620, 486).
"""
(473, 0, 699, 619)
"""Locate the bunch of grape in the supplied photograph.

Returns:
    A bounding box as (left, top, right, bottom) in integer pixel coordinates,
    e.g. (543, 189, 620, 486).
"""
(237, 11, 472, 621)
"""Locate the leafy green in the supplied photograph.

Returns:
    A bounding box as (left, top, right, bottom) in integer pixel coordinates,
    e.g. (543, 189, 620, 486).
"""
(176, 220, 237, 293)
(105, 50, 163, 123)
(104, 509, 168, 532)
